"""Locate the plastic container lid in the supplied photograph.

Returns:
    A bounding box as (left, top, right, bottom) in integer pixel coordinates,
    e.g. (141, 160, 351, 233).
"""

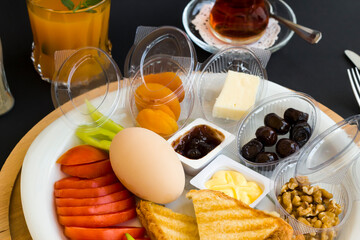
(124, 26, 197, 90)
(295, 115, 360, 194)
(51, 47, 123, 129)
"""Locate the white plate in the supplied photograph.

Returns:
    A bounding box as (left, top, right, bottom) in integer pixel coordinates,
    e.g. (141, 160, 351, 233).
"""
(21, 81, 359, 240)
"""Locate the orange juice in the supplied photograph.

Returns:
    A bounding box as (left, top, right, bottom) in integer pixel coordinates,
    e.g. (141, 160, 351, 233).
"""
(26, 0, 111, 81)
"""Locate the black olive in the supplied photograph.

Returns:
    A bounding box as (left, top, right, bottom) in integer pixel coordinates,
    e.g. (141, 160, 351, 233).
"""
(255, 152, 279, 163)
(284, 108, 309, 124)
(255, 126, 278, 146)
(241, 138, 264, 161)
(264, 113, 290, 135)
(290, 122, 312, 147)
(186, 148, 202, 159)
(276, 138, 300, 158)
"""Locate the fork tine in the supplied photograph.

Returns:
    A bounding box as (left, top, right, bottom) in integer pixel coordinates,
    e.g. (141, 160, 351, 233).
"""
(352, 68, 360, 97)
(347, 68, 360, 107)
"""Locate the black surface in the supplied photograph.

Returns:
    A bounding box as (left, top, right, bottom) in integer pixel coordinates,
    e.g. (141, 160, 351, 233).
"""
(0, 0, 359, 169)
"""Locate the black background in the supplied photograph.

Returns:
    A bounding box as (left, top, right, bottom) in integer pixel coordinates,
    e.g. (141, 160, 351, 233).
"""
(1, 0, 360, 168)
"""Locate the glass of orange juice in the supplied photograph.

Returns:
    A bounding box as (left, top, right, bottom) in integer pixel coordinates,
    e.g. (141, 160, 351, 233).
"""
(26, 0, 111, 81)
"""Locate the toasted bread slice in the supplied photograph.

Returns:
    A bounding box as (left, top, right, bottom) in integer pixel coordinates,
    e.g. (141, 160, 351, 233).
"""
(186, 189, 293, 240)
(136, 200, 199, 240)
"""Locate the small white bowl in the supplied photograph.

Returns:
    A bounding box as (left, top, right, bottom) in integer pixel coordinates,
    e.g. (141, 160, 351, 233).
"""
(190, 154, 270, 208)
(167, 118, 235, 175)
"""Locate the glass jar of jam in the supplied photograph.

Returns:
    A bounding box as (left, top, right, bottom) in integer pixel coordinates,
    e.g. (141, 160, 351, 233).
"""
(209, 0, 269, 44)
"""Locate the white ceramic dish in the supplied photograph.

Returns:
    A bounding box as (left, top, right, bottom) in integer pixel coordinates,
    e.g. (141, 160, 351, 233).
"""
(167, 118, 235, 175)
(20, 81, 360, 240)
(190, 154, 270, 208)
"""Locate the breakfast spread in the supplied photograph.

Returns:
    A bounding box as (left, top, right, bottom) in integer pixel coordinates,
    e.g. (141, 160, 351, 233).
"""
(277, 178, 342, 240)
(212, 70, 260, 121)
(17, 23, 358, 240)
(109, 127, 185, 204)
(172, 124, 224, 160)
(204, 170, 263, 205)
(241, 108, 311, 163)
(187, 189, 294, 240)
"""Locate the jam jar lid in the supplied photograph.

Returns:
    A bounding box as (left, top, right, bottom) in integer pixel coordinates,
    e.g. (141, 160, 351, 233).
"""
(51, 47, 124, 129)
(295, 115, 360, 191)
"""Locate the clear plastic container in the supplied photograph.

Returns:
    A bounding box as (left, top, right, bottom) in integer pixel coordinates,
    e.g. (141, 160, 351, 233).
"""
(271, 115, 360, 239)
(272, 159, 351, 239)
(124, 26, 197, 138)
(236, 92, 320, 177)
(197, 46, 268, 132)
(51, 47, 124, 129)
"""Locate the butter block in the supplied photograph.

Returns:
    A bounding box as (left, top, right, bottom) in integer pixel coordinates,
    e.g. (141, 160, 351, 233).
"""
(212, 70, 260, 120)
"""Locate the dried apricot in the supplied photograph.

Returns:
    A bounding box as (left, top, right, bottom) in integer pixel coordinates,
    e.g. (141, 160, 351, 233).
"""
(136, 108, 178, 137)
(143, 72, 185, 102)
(149, 104, 176, 120)
(135, 83, 181, 120)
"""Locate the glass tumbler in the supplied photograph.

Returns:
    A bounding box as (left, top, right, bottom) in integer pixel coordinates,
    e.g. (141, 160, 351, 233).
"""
(0, 38, 14, 115)
(209, 0, 269, 44)
(26, 0, 112, 82)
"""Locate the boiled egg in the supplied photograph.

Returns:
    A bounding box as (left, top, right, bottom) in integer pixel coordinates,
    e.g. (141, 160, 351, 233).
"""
(110, 127, 185, 204)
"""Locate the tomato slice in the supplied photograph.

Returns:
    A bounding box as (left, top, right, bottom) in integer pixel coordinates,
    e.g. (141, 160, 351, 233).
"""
(58, 208, 137, 227)
(54, 173, 118, 189)
(57, 145, 108, 165)
(55, 190, 133, 207)
(57, 196, 135, 216)
(54, 183, 124, 198)
(64, 227, 146, 240)
(61, 159, 113, 179)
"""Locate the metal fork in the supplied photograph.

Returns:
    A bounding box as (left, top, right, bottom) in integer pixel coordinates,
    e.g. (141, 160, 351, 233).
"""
(347, 68, 360, 107)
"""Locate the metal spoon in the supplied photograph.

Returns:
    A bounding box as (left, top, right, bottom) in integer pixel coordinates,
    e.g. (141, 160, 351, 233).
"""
(267, 1, 322, 44)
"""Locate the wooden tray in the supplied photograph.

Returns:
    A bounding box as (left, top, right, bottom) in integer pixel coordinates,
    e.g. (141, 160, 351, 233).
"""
(0, 101, 343, 240)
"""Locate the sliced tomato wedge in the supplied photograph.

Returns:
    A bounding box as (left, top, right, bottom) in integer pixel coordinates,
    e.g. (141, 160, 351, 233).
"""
(57, 145, 108, 165)
(61, 159, 113, 179)
(55, 190, 132, 207)
(56, 196, 135, 216)
(54, 182, 124, 198)
(58, 208, 137, 227)
(54, 173, 118, 189)
(64, 227, 146, 240)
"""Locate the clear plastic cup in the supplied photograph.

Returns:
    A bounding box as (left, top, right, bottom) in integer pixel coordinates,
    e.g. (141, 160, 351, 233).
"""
(125, 26, 197, 138)
(271, 115, 360, 239)
(236, 92, 320, 177)
(197, 46, 268, 132)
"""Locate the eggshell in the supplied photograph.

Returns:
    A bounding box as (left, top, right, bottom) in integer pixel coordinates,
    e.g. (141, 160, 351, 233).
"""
(109, 127, 185, 204)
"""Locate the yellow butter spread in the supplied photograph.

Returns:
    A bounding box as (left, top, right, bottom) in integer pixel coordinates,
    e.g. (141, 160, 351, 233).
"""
(205, 170, 262, 205)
